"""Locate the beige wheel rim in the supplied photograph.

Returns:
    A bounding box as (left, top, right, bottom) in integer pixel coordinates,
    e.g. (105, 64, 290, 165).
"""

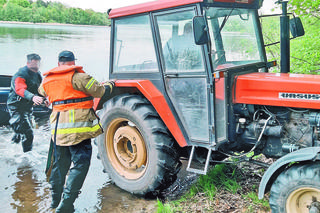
(105, 118, 147, 180)
(286, 187, 320, 213)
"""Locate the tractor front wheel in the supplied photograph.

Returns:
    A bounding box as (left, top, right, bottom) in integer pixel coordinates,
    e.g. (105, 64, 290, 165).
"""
(96, 94, 181, 196)
(269, 162, 320, 213)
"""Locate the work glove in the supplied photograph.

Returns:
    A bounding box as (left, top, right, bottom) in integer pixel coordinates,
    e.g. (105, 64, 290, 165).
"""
(101, 80, 115, 94)
(102, 81, 115, 88)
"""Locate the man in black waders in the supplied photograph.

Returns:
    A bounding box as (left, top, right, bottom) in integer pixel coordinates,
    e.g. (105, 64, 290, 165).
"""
(7, 53, 46, 152)
(38, 50, 114, 213)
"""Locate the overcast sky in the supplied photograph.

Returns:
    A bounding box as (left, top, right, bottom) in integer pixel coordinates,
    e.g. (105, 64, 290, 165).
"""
(46, 0, 279, 13)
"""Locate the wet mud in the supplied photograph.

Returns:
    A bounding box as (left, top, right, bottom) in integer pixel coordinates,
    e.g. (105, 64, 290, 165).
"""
(0, 119, 197, 213)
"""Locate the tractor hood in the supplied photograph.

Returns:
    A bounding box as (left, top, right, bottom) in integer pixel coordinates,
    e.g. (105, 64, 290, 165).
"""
(234, 72, 320, 109)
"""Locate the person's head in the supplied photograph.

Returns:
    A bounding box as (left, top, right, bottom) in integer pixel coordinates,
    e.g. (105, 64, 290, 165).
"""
(26, 53, 41, 72)
(183, 22, 192, 35)
(58, 50, 76, 66)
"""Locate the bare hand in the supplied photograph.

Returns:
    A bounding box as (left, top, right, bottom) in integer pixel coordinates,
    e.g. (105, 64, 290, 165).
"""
(32, 95, 44, 105)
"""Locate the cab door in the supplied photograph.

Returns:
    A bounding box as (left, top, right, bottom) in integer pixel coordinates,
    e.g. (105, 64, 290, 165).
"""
(154, 7, 215, 145)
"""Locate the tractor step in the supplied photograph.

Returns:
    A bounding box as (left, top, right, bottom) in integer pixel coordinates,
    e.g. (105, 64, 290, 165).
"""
(186, 146, 212, 175)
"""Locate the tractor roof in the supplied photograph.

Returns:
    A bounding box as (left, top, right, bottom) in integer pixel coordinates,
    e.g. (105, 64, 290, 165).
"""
(109, 0, 261, 19)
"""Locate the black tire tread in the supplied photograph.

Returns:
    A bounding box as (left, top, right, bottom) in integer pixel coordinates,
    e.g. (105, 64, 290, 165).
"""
(97, 94, 181, 196)
(269, 162, 320, 213)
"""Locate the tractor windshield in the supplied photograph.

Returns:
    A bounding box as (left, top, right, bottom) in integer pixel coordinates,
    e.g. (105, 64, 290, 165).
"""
(205, 7, 264, 70)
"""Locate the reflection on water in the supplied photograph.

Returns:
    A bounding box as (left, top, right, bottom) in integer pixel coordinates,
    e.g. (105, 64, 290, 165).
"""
(0, 23, 110, 82)
(0, 123, 52, 213)
(11, 165, 50, 213)
(0, 23, 72, 40)
(96, 186, 156, 213)
(0, 23, 161, 212)
(0, 118, 158, 213)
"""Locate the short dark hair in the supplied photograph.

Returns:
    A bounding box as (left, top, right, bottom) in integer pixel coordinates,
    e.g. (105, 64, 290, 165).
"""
(27, 53, 41, 61)
(58, 50, 76, 62)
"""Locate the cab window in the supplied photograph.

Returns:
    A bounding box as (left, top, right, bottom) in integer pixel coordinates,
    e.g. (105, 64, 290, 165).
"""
(156, 10, 204, 73)
(113, 15, 158, 73)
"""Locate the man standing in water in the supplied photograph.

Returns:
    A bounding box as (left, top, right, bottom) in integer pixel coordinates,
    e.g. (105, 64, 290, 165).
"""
(38, 50, 113, 213)
(7, 53, 45, 152)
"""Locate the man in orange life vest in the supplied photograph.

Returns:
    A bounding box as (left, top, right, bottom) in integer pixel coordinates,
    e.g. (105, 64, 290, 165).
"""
(38, 50, 114, 212)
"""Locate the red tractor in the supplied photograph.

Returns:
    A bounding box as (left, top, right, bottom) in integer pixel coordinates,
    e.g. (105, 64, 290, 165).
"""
(94, 0, 320, 212)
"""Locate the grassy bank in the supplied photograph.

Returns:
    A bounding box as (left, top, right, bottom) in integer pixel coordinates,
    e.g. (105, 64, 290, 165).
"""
(157, 158, 271, 213)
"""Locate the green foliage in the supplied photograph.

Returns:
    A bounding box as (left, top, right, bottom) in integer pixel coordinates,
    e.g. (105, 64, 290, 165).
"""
(262, 15, 320, 73)
(11, 0, 30, 8)
(288, 0, 320, 17)
(0, 0, 110, 26)
(290, 17, 320, 74)
(0, 0, 6, 6)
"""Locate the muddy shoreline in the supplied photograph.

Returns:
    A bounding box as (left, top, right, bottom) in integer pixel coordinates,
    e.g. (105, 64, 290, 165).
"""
(0, 121, 199, 213)
(0, 120, 270, 212)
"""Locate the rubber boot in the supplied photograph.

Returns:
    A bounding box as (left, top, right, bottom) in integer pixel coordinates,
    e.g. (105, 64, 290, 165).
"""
(50, 191, 62, 209)
(22, 129, 33, 153)
(11, 133, 21, 144)
(55, 192, 78, 213)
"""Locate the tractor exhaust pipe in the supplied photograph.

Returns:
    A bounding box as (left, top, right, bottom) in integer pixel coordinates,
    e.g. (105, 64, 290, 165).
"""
(278, 0, 290, 73)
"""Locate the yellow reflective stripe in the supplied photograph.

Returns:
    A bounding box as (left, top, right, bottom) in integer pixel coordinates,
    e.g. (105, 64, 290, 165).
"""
(85, 78, 94, 88)
(88, 79, 96, 89)
(85, 78, 96, 90)
(69, 110, 75, 123)
(52, 123, 101, 135)
(51, 120, 99, 129)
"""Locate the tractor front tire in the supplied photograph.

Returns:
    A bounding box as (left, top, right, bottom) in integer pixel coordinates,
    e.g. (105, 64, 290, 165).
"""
(96, 94, 181, 196)
(269, 162, 320, 213)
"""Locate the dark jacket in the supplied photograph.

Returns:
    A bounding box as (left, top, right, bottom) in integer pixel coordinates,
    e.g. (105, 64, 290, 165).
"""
(7, 66, 42, 111)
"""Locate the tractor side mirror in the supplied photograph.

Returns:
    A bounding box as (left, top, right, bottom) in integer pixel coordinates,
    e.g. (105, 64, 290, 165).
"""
(290, 17, 305, 38)
(193, 16, 209, 45)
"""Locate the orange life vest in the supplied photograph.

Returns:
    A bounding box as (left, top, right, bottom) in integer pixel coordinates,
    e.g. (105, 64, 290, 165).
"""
(42, 65, 93, 112)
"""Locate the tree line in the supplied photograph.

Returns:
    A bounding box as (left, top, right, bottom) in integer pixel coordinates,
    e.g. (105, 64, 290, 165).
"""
(0, 0, 110, 26)
(263, 0, 320, 74)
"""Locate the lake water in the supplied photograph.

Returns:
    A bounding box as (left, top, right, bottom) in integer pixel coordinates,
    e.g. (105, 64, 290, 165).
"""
(0, 23, 159, 213)
(0, 22, 110, 81)
(0, 22, 200, 213)
(0, 125, 158, 213)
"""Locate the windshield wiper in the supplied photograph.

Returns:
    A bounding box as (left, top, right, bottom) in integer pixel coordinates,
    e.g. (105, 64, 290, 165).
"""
(219, 7, 235, 33)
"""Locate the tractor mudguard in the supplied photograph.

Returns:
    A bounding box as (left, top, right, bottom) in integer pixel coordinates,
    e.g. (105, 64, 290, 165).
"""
(258, 147, 320, 199)
(95, 79, 188, 147)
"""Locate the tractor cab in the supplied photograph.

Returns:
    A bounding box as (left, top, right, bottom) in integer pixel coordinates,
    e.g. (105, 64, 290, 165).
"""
(108, 0, 266, 149)
(96, 1, 320, 211)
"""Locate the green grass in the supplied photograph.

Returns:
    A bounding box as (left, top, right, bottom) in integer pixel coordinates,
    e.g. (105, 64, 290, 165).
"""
(157, 199, 174, 213)
(245, 191, 270, 208)
(195, 163, 241, 196)
(157, 163, 270, 212)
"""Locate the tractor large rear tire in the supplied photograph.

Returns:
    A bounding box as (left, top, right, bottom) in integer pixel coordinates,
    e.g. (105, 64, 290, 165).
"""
(269, 162, 320, 213)
(96, 94, 181, 196)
